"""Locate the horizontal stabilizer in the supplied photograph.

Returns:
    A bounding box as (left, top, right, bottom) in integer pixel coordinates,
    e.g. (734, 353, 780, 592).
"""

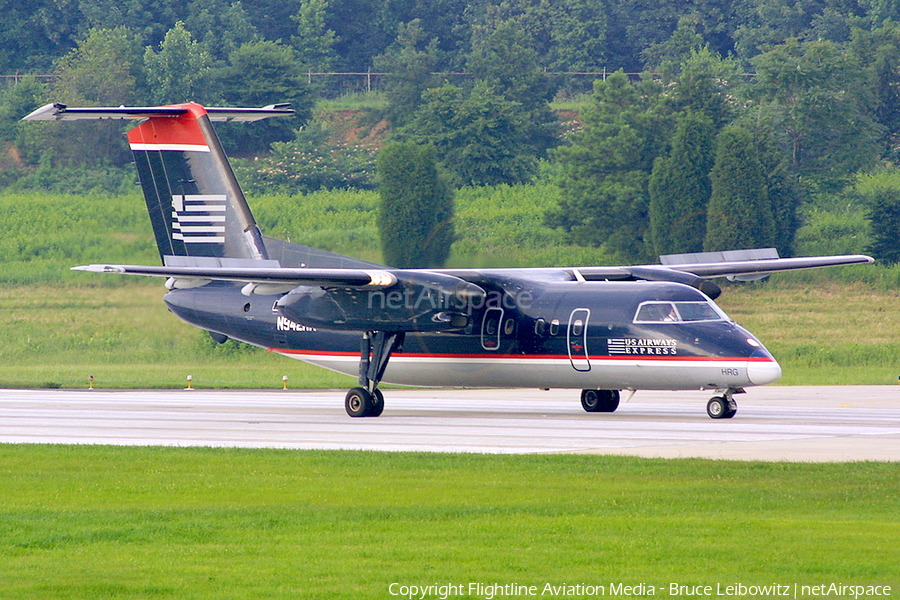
(24, 103, 295, 122)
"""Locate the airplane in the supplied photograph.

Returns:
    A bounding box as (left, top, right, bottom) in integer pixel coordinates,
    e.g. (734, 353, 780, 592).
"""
(24, 101, 874, 419)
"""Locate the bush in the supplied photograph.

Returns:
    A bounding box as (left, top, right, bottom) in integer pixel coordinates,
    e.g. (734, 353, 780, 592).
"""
(377, 142, 454, 268)
(855, 171, 900, 264)
(233, 119, 377, 196)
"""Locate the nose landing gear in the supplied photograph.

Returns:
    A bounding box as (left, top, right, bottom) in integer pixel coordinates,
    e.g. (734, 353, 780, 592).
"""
(707, 388, 740, 419)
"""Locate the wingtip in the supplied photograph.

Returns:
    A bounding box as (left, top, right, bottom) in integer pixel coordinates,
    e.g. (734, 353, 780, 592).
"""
(23, 103, 66, 121)
(71, 264, 126, 273)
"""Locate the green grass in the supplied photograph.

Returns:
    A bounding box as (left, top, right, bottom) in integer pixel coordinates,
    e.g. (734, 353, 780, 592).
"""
(0, 282, 356, 389)
(252, 183, 616, 268)
(0, 446, 897, 599)
(715, 278, 900, 385)
(314, 90, 388, 112)
(0, 192, 157, 284)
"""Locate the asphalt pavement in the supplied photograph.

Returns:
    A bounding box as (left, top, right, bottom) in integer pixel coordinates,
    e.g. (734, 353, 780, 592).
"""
(1, 386, 898, 461)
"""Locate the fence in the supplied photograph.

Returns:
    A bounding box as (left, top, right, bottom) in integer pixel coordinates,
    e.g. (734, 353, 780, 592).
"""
(1, 71, 645, 96)
(305, 69, 646, 96)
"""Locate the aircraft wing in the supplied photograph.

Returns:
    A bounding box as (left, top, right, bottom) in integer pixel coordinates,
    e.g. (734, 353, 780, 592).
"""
(649, 253, 875, 278)
(567, 253, 873, 299)
(72, 263, 486, 301)
(72, 264, 396, 287)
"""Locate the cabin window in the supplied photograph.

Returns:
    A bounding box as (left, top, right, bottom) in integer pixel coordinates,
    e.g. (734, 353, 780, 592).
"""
(634, 301, 726, 323)
(572, 319, 584, 336)
(504, 318, 516, 336)
(550, 319, 560, 335)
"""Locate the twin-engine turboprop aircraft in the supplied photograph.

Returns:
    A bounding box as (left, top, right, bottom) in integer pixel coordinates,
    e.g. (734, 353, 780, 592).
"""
(24, 102, 873, 418)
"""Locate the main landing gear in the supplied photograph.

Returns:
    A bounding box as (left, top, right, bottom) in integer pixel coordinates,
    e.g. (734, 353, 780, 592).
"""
(706, 388, 739, 419)
(581, 389, 620, 413)
(345, 331, 404, 417)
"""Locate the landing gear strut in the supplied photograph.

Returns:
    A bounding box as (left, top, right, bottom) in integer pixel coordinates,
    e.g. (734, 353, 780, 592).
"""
(707, 388, 739, 419)
(345, 331, 403, 417)
(581, 389, 620, 413)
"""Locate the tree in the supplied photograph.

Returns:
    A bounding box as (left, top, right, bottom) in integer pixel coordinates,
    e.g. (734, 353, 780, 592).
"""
(648, 111, 716, 255)
(545, 0, 609, 72)
(747, 38, 880, 187)
(757, 133, 801, 255)
(704, 126, 775, 252)
(548, 71, 671, 260)
(213, 40, 313, 154)
(467, 14, 558, 157)
(641, 14, 707, 70)
(401, 82, 537, 186)
(850, 22, 900, 161)
(143, 22, 213, 105)
(185, 0, 260, 62)
(0, 78, 45, 143)
(663, 46, 741, 131)
(234, 116, 376, 195)
(53, 26, 141, 106)
(377, 142, 454, 268)
(461, 0, 608, 73)
(373, 19, 441, 127)
(25, 27, 141, 170)
(292, 0, 338, 73)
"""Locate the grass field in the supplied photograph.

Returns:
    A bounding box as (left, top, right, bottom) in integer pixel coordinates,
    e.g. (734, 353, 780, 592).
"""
(0, 446, 897, 599)
(715, 278, 900, 385)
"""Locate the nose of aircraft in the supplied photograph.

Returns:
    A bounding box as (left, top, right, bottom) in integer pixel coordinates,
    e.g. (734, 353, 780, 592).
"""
(748, 358, 782, 386)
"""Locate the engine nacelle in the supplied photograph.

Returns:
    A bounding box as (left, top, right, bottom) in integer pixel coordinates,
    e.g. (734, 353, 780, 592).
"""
(275, 271, 484, 332)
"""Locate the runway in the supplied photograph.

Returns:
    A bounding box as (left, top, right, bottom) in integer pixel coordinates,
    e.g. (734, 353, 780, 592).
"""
(1, 386, 898, 461)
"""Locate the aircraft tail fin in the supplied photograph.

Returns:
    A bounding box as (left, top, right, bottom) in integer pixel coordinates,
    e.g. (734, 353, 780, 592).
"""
(127, 103, 276, 262)
(25, 103, 293, 263)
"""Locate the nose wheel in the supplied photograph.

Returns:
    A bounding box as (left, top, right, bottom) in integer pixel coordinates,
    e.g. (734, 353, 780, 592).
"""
(707, 392, 738, 419)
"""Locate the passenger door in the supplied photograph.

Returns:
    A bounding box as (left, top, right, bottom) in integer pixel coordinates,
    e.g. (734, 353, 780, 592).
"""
(567, 308, 591, 371)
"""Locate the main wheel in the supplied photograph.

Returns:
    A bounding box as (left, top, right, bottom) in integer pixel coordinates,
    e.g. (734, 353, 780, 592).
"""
(707, 396, 729, 419)
(345, 387, 373, 417)
(369, 388, 385, 417)
(582, 389, 620, 413)
(724, 399, 737, 419)
(581, 389, 602, 412)
(602, 390, 620, 413)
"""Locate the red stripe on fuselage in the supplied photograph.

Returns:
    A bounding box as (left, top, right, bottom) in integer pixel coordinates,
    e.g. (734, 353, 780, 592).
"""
(127, 102, 208, 148)
(268, 348, 775, 363)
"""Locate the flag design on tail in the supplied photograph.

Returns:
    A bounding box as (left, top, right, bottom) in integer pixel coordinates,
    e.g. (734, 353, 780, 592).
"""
(171, 194, 227, 244)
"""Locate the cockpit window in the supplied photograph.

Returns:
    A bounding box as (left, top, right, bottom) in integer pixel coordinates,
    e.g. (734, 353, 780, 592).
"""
(634, 301, 726, 323)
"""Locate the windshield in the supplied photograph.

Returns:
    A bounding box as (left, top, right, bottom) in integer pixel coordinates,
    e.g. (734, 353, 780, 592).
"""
(634, 301, 728, 323)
